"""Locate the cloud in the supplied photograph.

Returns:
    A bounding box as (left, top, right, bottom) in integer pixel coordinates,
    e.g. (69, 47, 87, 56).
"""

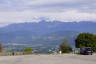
(0, 10, 96, 23)
(0, 0, 96, 26)
(0, 0, 95, 12)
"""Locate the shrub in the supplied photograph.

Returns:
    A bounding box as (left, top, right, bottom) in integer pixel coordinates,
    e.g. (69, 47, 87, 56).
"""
(60, 39, 72, 53)
(24, 48, 32, 54)
(0, 43, 3, 52)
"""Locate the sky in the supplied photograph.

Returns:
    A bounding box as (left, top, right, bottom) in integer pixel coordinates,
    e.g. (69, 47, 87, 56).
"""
(0, 0, 96, 26)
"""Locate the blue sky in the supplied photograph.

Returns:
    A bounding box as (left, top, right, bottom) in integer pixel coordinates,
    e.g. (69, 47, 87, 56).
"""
(0, 0, 96, 26)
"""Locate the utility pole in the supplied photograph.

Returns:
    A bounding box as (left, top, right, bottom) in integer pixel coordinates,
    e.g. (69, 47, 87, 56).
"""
(11, 43, 15, 55)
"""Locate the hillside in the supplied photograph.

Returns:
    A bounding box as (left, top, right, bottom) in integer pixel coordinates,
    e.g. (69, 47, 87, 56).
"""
(0, 21, 96, 47)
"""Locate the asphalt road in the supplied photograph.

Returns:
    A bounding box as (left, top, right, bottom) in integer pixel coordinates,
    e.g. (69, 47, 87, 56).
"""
(0, 54, 96, 64)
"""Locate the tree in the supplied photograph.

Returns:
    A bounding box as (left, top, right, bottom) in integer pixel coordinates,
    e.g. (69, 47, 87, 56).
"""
(0, 43, 3, 52)
(59, 39, 72, 53)
(75, 33, 96, 52)
(24, 48, 32, 54)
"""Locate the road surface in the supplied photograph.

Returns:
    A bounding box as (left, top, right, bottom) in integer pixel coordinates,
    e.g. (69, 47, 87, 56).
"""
(0, 54, 96, 64)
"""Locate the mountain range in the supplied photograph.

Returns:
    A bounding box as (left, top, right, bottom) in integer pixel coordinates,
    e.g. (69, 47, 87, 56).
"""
(0, 21, 96, 47)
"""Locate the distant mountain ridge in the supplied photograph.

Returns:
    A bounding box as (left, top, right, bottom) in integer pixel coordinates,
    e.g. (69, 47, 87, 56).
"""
(0, 21, 96, 47)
